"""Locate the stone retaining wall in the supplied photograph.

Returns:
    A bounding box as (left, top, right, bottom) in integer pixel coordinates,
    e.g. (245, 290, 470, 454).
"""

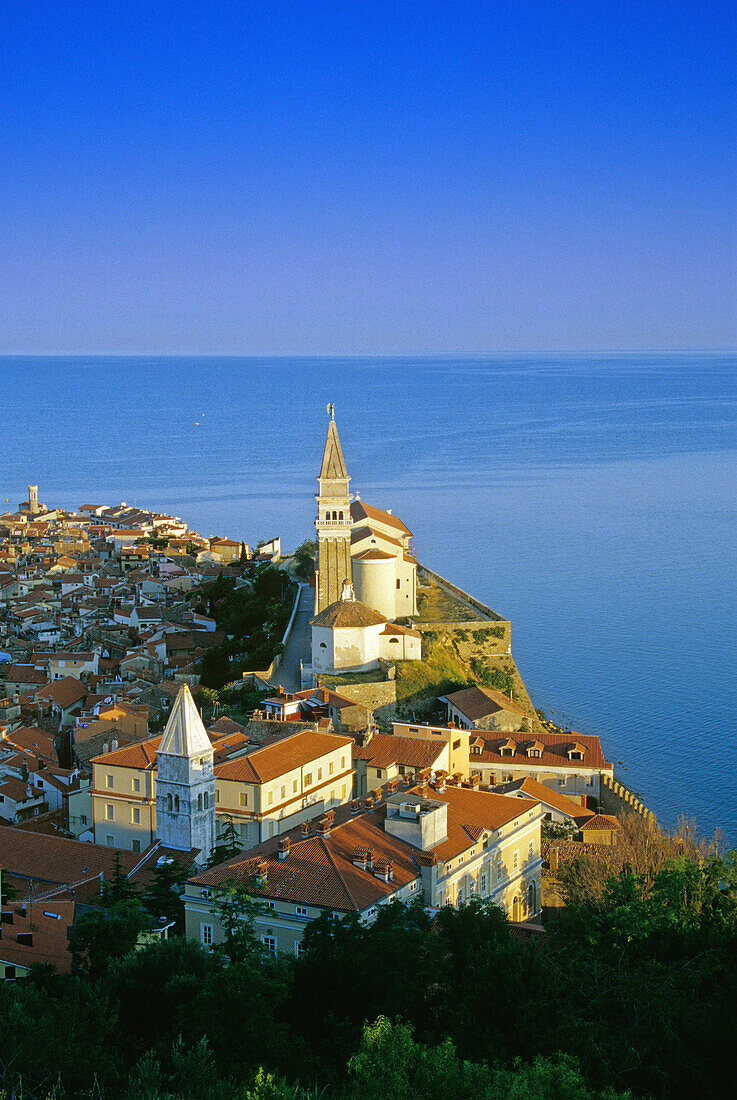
(418, 564, 505, 622)
(601, 775, 655, 822)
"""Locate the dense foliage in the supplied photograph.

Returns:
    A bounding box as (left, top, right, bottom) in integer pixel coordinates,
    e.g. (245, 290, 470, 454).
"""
(1, 847, 736, 1098)
(197, 566, 295, 688)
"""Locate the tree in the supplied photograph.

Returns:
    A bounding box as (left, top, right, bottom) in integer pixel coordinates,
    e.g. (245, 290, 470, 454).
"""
(206, 821, 242, 868)
(210, 880, 266, 965)
(99, 852, 140, 907)
(143, 857, 190, 929)
(69, 898, 149, 979)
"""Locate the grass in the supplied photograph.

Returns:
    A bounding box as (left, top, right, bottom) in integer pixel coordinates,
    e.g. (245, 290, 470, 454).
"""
(394, 635, 473, 702)
(415, 579, 480, 623)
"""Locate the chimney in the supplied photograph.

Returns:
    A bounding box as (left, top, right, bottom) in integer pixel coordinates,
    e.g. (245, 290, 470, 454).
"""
(373, 859, 393, 883)
(316, 815, 332, 836)
(350, 799, 361, 814)
(549, 847, 560, 873)
(301, 821, 311, 836)
(447, 721, 456, 729)
(278, 837, 290, 860)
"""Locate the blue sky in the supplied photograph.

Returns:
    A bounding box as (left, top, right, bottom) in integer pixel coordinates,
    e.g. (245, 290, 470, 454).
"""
(0, 1, 734, 353)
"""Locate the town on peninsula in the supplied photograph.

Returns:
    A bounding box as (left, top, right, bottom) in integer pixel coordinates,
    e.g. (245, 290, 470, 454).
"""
(0, 414, 732, 1099)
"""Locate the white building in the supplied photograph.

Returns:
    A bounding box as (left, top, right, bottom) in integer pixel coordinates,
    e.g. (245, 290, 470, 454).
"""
(155, 685, 215, 866)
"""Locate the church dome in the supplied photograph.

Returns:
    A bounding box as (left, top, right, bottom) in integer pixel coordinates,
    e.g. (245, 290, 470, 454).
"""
(311, 598, 387, 629)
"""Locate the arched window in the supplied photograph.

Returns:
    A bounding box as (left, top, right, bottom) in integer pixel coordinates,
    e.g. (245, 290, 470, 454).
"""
(325, 511, 330, 521)
(174, 794, 180, 813)
(165, 793, 173, 812)
(388, 637, 399, 644)
(527, 881, 536, 914)
(332, 511, 337, 520)
(197, 793, 203, 811)
(203, 791, 209, 809)
(319, 642, 327, 648)
(338, 511, 343, 520)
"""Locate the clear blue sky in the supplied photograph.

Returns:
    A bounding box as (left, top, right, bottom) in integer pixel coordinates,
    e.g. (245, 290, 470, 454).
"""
(0, 1, 734, 353)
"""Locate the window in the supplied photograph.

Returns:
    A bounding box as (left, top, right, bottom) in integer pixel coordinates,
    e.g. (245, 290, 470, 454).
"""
(216, 788, 220, 801)
(528, 840, 534, 859)
(132, 839, 141, 853)
(268, 791, 273, 805)
(166, 793, 173, 811)
(106, 774, 113, 788)
(197, 794, 203, 811)
(293, 779, 298, 793)
(453, 739, 461, 750)
(201, 923, 213, 947)
(558, 776, 566, 787)
(106, 835, 114, 847)
(262, 936, 277, 956)
(375, 768, 382, 779)
(131, 807, 141, 824)
(105, 804, 114, 821)
(132, 778, 140, 792)
(202, 888, 212, 899)
(513, 851, 519, 870)
(457, 887, 464, 905)
(341, 756, 346, 769)
(204, 792, 209, 809)
(80, 814, 88, 825)
(458, 855, 464, 865)
(264, 901, 275, 910)
(329, 761, 334, 774)
(304, 773, 312, 786)
(296, 905, 308, 917)
(317, 767, 322, 781)
(480, 872, 487, 894)
(341, 784, 346, 798)
(587, 775, 594, 787)
(239, 792, 248, 807)
(294, 941, 306, 957)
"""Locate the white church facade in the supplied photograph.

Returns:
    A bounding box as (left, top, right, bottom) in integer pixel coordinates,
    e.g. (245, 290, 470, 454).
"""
(309, 413, 422, 679)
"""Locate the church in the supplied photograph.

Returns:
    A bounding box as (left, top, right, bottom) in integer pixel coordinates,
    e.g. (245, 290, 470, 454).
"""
(310, 411, 422, 677)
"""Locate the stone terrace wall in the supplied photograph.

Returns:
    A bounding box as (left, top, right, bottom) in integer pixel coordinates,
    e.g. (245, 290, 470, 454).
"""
(601, 775, 655, 823)
(418, 564, 506, 622)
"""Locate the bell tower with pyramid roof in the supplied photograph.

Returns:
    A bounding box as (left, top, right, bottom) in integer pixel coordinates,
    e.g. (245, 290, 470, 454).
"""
(315, 409, 353, 612)
(155, 684, 215, 865)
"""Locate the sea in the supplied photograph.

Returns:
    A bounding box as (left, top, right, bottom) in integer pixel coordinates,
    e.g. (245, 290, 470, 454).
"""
(2, 354, 735, 842)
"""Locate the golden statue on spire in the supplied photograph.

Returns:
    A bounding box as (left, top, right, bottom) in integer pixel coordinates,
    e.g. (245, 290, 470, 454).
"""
(326, 402, 335, 420)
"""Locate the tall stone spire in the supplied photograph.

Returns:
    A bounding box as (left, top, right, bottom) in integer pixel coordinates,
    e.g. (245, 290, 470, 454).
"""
(315, 411, 353, 613)
(155, 684, 215, 864)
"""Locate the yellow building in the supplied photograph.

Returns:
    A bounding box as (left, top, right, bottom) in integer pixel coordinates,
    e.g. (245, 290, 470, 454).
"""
(90, 725, 355, 853)
(183, 777, 543, 955)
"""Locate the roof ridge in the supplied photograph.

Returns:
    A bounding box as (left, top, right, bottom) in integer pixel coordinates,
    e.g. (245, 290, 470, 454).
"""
(319, 834, 359, 911)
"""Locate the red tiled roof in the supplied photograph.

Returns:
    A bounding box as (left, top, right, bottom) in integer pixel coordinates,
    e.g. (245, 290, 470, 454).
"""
(474, 731, 611, 771)
(216, 729, 353, 784)
(444, 685, 529, 720)
(350, 500, 412, 537)
(352, 733, 445, 770)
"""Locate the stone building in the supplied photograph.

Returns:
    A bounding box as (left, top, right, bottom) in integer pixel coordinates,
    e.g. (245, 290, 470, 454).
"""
(155, 685, 216, 866)
(315, 414, 353, 613)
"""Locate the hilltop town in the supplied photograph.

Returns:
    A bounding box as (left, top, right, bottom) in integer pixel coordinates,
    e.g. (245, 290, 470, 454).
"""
(0, 414, 655, 979)
(0, 417, 732, 1100)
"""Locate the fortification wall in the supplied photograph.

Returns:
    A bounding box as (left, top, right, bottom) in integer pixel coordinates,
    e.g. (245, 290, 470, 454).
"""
(601, 775, 655, 823)
(418, 564, 505, 622)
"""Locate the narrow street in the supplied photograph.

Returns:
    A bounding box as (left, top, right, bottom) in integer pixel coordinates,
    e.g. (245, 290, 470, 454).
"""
(269, 583, 313, 692)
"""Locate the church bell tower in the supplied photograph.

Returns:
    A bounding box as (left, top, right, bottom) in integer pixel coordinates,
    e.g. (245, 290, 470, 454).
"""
(315, 407, 353, 612)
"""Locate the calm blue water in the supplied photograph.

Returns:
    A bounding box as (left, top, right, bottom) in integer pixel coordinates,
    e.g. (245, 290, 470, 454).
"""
(2, 354, 735, 841)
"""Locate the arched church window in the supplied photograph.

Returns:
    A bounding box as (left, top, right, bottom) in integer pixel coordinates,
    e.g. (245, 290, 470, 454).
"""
(388, 637, 399, 644)
(332, 511, 337, 520)
(203, 792, 209, 809)
(319, 642, 327, 648)
(339, 511, 343, 520)
(197, 793, 203, 811)
(174, 794, 180, 813)
(166, 793, 173, 812)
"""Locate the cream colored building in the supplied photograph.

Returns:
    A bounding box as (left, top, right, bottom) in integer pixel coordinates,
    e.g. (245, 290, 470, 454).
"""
(392, 721, 471, 777)
(90, 725, 355, 853)
(183, 778, 543, 955)
(311, 583, 421, 676)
